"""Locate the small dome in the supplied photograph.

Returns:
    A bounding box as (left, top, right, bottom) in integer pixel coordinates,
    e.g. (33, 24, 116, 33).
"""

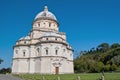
(35, 6, 57, 21)
(19, 36, 31, 40)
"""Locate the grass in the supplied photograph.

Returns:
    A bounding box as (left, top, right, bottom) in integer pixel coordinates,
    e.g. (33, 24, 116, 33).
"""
(16, 73, 120, 80)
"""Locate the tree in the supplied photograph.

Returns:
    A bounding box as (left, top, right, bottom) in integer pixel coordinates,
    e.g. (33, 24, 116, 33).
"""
(110, 64, 117, 71)
(111, 43, 120, 48)
(110, 55, 120, 66)
(104, 64, 110, 71)
(0, 68, 11, 74)
(97, 43, 110, 52)
(74, 43, 120, 73)
(95, 62, 104, 72)
(88, 60, 96, 72)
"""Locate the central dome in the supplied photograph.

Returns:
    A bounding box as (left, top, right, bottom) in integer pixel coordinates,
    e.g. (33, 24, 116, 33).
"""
(35, 6, 57, 21)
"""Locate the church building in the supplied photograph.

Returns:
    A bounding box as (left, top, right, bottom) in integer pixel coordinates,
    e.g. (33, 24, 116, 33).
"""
(12, 6, 74, 74)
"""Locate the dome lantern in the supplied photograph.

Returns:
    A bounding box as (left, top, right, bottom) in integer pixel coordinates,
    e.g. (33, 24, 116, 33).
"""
(44, 6, 48, 12)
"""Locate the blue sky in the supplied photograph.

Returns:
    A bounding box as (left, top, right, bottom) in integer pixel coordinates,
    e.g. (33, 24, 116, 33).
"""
(0, 0, 120, 68)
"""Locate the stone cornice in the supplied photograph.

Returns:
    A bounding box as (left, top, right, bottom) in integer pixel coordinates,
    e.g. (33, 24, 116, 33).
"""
(36, 40, 68, 46)
(13, 56, 67, 60)
(31, 28, 58, 32)
(14, 40, 73, 51)
(13, 56, 73, 62)
(67, 60, 74, 62)
(39, 36, 65, 41)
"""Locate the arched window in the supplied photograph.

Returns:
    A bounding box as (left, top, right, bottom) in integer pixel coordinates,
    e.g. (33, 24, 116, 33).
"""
(46, 49, 48, 55)
(55, 50, 58, 55)
(15, 50, 18, 54)
(37, 48, 39, 53)
(23, 50, 26, 56)
(23, 51, 25, 56)
(49, 22, 51, 27)
(24, 41, 26, 44)
(45, 47, 49, 55)
(55, 38, 57, 41)
(55, 47, 59, 55)
(63, 49, 65, 52)
(38, 23, 40, 27)
(46, 38, 48, 40)
(70, 53, 72, 56)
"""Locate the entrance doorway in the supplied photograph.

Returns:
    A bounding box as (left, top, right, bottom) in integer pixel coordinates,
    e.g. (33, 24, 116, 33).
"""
(55, 67, 59, 74)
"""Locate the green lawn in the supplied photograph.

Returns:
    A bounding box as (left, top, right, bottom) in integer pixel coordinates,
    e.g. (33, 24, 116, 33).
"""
(16, 73, 120, 80)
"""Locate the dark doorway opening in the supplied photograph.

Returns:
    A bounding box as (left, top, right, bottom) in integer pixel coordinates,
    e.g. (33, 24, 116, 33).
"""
(55, 67, 59, 74)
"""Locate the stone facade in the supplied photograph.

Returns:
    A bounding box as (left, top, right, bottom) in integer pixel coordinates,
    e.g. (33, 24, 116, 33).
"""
(12, 6, 74, 74)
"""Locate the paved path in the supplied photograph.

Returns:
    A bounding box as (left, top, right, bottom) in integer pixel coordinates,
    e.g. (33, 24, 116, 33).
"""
(0, 74, 22, 80)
